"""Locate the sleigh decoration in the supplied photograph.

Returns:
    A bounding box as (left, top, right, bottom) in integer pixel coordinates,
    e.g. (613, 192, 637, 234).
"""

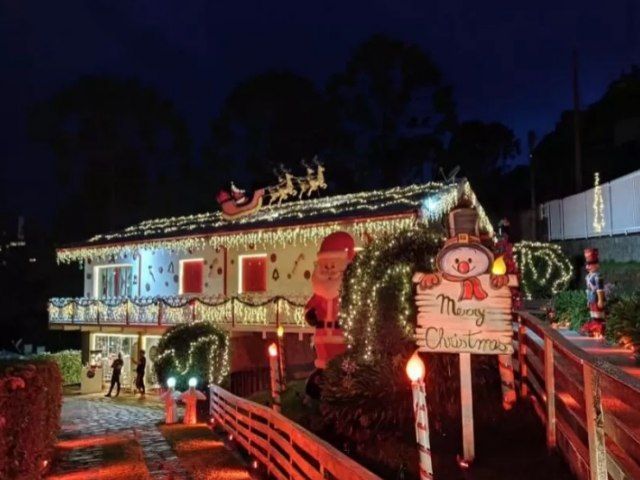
(216, 157, 327, 220)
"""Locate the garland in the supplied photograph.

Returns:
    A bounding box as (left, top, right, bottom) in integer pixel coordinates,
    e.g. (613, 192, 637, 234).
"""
(49, 294, 308, 327)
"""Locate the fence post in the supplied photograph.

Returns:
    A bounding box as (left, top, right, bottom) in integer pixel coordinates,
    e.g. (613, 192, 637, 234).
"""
(544, 336, 557, 449)
(583, 364, 607, 480)
(518, 315, 528, 398)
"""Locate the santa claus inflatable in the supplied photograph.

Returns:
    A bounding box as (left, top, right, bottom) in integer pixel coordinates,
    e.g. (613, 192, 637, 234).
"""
(304, 231, 355, 398)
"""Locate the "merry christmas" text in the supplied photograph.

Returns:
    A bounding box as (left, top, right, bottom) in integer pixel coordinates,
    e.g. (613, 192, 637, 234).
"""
(437, 293, 486, 326)
(422, 327, 511, 353)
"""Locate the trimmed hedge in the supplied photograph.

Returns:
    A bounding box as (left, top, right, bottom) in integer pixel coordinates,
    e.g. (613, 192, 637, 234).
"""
(0, 358, 63, 479)
(47, 350, 82, 385)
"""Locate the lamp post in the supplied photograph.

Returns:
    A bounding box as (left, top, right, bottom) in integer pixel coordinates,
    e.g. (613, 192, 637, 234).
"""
(161, 377, 178, 424)
(180, 377, 206, 425)
(268, 343, 282, 413)
(276, 325, 286, 388)
(406, 351, 433, 480)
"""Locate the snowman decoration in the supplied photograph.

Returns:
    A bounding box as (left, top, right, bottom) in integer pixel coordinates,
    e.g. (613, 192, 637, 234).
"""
(417, 209, 509, 294)
(415, 208, 516, 410)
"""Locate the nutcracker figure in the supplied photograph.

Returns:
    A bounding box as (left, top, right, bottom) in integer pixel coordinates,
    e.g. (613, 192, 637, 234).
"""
(581, 248, 606, 337)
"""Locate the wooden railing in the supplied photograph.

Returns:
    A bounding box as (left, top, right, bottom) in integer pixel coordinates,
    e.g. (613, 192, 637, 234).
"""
(209, 385, 381, 480)
(48, 294, 309, 330)
(515, 311, 640, 480)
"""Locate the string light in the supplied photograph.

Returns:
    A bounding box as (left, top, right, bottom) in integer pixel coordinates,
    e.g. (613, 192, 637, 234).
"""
(513, 241, 573, 300)
(593, 172, 605, 233)
(341, 228, 442, 362)
(48, 295, 308, 327)
(155, 325, 230, 385)
(56, 180, 492, 263)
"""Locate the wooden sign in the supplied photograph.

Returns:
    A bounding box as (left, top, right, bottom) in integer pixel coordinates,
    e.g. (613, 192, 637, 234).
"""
(412, 273, 517, 355)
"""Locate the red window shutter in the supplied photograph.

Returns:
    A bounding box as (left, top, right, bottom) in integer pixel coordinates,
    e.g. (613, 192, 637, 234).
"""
(242, 257, 266, 293)
(182, 261, 204, 294)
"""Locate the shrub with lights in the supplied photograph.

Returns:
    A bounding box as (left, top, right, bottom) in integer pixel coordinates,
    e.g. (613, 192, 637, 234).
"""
(513, 241, 573, 299)
(319, 227, 504, 476)
(154, 322, 230, 391)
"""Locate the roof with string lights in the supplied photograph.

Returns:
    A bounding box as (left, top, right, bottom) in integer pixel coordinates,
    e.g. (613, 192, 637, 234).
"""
(56, 180, 493, 263)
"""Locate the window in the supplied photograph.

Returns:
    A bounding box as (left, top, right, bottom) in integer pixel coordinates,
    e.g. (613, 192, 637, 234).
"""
(96, 265, 133, 298)
(239, 254, 267, 293)
(180, 259, 204, 294)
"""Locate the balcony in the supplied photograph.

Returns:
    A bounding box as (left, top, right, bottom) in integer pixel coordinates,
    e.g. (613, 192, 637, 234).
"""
(48, 294, 311, 331)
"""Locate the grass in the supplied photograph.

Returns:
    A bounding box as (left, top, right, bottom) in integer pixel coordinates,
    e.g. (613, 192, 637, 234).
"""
(160, 424, 251, 480)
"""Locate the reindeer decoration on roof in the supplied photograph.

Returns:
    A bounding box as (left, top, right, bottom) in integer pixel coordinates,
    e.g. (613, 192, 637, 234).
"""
(267, 164, 297, 206)
(296, 156, 327, 198)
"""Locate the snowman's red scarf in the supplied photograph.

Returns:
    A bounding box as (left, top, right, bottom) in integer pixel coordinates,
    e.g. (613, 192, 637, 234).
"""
(442, 273, 488, 301)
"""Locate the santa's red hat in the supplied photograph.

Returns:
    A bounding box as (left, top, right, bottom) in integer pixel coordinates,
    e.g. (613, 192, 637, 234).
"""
(317, 231, 355, 261)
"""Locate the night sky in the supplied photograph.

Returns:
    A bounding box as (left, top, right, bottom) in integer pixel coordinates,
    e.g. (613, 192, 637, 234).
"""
(2, 0, 638, 223)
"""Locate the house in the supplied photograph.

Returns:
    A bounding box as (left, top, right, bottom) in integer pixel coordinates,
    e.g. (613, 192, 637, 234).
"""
(49, 177, 493, 389)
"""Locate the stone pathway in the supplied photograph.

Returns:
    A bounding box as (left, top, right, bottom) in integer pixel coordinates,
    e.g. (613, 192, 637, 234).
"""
(48, 394, 192, 479)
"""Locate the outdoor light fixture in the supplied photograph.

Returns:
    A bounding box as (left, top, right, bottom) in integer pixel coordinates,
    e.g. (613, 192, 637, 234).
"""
(268, 343, 278, 357)
(167, 377, 176, 388)
(276, 325, 284, 338)
(188, 377, 197, 388)
(406, 351, 426, 382)
(491, 256, 507, 276)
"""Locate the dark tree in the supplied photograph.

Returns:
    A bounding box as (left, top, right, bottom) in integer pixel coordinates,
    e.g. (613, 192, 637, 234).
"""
(445, 120, 521, 219)
(203, 71, 336, 188)
(327, 34, 456, 189)
(534, 66, 640, 202)
(29, 76, 192, 242)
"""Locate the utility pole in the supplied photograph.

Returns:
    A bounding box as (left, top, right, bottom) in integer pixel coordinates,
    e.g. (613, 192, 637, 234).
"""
(528, 131, 537, 240)
(572, 49, 583, 192)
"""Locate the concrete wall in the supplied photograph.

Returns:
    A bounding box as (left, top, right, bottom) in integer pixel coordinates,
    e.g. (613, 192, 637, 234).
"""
(556, 233, 640, 262)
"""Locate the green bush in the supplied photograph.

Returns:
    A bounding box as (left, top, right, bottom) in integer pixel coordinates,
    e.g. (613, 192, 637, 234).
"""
(154, 322, 229, 391)
(0, 358, 62, 479)
(553, 290, 588, 330)
(605, 293, 640, 345)
(599, 262, 640, 295)
(47, 350, 82, 385)
(341, 227, 441, 357)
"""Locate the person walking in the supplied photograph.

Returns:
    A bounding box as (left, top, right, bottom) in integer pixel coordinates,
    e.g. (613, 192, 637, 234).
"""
(105, 353, 124, 397)
(133, 349, 147, 397)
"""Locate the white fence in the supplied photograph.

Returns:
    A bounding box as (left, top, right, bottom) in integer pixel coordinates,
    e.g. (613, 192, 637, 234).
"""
(541, 169, 640, 240)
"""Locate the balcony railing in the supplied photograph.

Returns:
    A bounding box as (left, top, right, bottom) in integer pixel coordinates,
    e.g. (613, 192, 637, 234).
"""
(48, 294, 308, 329)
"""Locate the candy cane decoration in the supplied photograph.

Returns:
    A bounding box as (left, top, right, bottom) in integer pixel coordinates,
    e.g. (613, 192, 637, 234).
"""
(289, 253, 305, 277)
